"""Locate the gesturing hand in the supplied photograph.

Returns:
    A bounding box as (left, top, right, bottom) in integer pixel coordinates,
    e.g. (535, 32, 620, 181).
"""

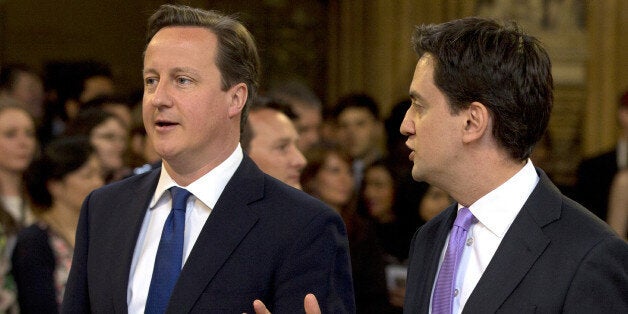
(252, 293, 321, 314)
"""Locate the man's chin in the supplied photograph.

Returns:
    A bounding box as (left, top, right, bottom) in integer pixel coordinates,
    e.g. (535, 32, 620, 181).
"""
(153, 145, 180, 163)
(411, 167, 425, 182)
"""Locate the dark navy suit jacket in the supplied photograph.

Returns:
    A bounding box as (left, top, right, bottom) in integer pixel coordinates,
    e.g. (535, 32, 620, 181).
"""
(403, 169, 628, 313)
(62, 155, 355, 313)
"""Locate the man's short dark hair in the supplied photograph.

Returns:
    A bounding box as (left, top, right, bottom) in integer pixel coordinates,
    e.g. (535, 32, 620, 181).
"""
(268, 80, 322, 111)
(241, 96, 295, 151)
(332, 93, 380, 120)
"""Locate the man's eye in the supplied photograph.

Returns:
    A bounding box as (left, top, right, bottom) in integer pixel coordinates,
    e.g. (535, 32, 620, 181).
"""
(144, 77, 157, 86)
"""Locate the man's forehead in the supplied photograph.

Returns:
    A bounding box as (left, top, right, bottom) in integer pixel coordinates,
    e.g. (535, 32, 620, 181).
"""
(144, 26, 218, 60)
(339, 107, 376, 121)
(250, 109, 293, 129)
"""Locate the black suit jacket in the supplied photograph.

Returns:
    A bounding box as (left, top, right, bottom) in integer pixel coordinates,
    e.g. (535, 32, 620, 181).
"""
(575, 149, 618, 220)
(62, 156, 355, 313)
(404, 169, 628, 313)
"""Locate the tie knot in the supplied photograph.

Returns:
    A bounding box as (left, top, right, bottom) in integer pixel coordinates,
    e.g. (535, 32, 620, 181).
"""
(170, 186, 191, 211)
(454, 207, 476, 231)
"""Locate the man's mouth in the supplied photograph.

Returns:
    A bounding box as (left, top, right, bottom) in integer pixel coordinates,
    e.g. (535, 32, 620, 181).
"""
(156, 121, 176, 127)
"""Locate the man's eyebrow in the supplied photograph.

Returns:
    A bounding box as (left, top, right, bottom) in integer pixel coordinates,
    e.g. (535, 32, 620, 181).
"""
(409, 91, 424, 102)
(274, 137, 291, 143)
(142, 68, 157, 76)
(171, 67, 200, 75)
(142, 67, 200, 76)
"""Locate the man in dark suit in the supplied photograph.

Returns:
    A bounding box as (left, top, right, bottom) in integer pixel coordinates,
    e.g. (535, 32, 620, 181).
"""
(241, 96, 307, 190)
(399, 18, 628, 313)
(61, 4, 354, 313)
(574, 91, 628, 221)
(259, 18, 628, 314)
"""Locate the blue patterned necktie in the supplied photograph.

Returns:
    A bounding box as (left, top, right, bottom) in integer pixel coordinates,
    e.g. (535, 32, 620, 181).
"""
(145, 186, 191, 314)
(431, 207, 476, 314)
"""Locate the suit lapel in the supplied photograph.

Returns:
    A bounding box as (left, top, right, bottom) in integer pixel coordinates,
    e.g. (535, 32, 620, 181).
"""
(463, 170, 561, 313)
(112, 170, 161, 313)
(167, 156, 263, 313)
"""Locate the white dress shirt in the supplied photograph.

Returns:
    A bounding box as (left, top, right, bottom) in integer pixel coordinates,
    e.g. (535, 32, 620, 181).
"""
(430, 160, 539, 314)
(127, 145, 243, 313)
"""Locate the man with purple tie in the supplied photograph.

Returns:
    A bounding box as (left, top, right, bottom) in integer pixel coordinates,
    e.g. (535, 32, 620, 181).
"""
(400, 17, 628, 313)
(257, 16, 628, 314)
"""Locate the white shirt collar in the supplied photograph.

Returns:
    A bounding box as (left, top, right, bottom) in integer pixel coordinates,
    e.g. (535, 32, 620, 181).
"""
(460, 159, 539, 238)
(149, 144, 244, 209)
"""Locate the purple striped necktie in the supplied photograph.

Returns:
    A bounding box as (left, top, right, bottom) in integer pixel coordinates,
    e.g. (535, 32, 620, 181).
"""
(431, 207, 476, 314)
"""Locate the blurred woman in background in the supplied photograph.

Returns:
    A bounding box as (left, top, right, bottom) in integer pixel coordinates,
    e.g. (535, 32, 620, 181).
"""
(64, 108, 129, 183)
(360, 159, 417, 312)
(361, 159, 414, 262)
(13, 135, 103, 313)
(301, 143, 393, 313)
(0, 98, 38, 313)
(0, 99, 37, 228)
(417, 185, 452, 223)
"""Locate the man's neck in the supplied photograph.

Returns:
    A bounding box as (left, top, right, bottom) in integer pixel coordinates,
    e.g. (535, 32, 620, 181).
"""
(447, 157, 527, 208)
(164, 142, 240, 186)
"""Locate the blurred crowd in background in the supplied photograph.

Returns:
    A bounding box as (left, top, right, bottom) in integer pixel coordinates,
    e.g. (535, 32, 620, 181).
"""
(0, 59, 626, 313)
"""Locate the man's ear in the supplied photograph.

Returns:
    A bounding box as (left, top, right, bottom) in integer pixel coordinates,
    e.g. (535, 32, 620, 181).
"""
(228, 83, 247, 118)
(462, 101, 490, 143)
